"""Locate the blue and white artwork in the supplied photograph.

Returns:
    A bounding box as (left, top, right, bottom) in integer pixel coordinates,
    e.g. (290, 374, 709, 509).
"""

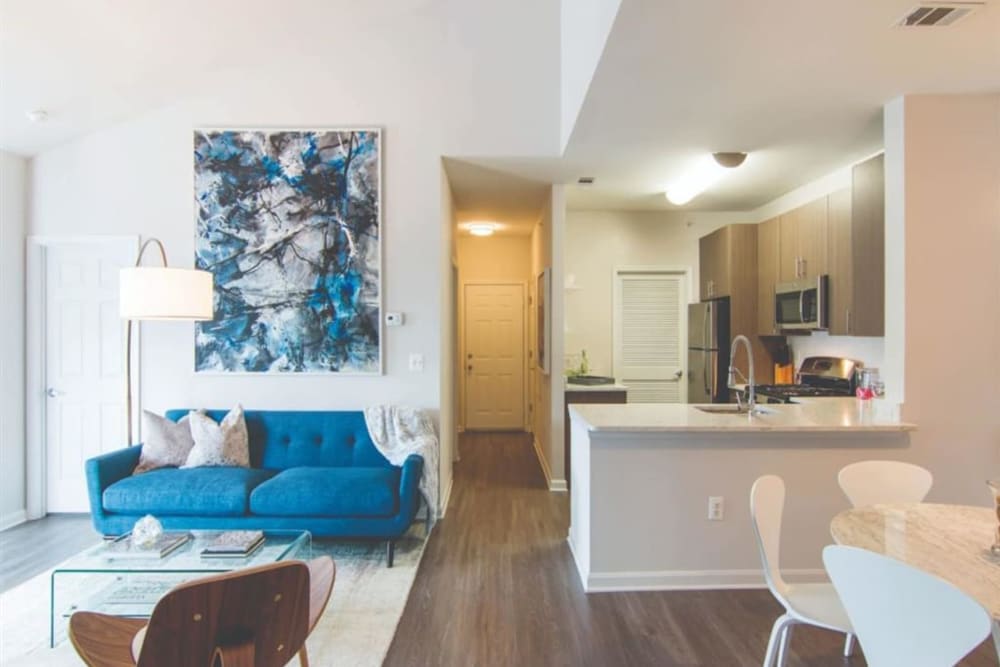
(194, 129, 381, 373)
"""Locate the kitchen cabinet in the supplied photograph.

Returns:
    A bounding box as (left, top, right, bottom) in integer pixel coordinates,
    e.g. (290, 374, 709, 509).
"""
(778, 198, 828, 282)
(817, 155, 885, 336)
(756, 216, 780, 335)
(699, 227, 730, 299)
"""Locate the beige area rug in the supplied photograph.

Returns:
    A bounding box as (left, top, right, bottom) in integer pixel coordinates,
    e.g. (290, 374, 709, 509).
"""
(0, 528, 426, 666)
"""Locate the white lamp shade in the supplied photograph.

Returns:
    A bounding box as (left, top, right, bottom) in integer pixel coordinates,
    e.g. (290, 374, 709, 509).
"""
(120, 267, 214, 320)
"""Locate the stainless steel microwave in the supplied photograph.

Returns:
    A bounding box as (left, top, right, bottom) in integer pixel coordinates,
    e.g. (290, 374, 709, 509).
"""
(774, 276, 828, 331)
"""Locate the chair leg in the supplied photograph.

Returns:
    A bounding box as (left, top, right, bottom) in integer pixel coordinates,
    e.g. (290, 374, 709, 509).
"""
(298, 644, 310, 667)
(386, 540, 395, 568)
(777, 623, 794, 667)
(762, 614, 794, 667)
(843, 632, 856, 657)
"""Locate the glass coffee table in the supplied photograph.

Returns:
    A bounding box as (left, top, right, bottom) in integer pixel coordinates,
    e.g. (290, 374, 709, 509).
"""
(50, 530, 311, 646)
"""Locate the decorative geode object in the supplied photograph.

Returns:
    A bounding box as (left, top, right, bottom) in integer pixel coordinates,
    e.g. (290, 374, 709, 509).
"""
(132, 514, 163, 548)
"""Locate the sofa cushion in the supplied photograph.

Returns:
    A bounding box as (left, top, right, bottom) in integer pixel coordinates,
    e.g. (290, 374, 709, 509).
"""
(249, 467, 400, 518)
(103, 467, 275, 517)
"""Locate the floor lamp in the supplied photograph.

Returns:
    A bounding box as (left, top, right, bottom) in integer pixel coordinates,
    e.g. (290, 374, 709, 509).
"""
(120, 238, 213, 445)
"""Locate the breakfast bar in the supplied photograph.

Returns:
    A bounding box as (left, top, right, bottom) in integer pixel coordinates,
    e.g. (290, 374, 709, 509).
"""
(567, 399, 915, 592)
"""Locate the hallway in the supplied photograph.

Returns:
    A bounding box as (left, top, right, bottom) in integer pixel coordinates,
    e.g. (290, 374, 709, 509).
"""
(384, 432, 959, 666)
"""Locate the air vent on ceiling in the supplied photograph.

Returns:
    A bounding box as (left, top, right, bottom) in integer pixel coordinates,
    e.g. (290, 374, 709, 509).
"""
(894, 2, 982, 27)
(577, 176, 595, 185)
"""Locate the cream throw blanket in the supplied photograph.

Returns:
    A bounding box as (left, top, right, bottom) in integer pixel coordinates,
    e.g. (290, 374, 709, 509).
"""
(364, 406, 439, 522)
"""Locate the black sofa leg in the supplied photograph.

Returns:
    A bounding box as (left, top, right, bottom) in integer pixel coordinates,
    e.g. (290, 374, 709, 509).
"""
(387, 540, 395, 568)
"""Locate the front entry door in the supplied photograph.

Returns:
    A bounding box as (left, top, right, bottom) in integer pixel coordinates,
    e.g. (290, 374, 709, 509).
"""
(464, 284, 525, 430)
(44, 240, 134, 512)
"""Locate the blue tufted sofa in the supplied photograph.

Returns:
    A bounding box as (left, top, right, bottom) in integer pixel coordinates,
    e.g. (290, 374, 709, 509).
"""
(85, 410, 424, 566)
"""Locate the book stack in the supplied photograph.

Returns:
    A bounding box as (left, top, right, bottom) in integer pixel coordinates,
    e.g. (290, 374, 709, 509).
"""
(107, 532, 192, 559)
(201, 531, 266, 558)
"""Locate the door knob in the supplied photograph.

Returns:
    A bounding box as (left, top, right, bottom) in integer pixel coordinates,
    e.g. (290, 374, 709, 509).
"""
(674, 370, 683, 379)
(46, 388, 65, 398)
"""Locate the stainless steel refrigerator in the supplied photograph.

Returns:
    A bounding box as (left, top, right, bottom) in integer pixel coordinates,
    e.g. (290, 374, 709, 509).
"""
(687, 299, 730, 403)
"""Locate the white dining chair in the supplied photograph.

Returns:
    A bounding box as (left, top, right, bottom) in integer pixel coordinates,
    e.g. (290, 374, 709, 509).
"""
(838, 460, 933, 507)
(750, 475, 855, 667)
(823, 545, 991, 667)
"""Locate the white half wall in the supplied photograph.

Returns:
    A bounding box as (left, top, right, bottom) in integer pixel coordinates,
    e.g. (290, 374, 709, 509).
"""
(560, 0, 623, 151)
(0, 150, 27, 529)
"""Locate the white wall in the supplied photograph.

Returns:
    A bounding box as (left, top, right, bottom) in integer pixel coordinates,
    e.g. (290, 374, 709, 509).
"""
(564, 209, 747, 376)
(748, 156, 887, 372)
(560, 0, 623, 151)
(27, 3, 561, 515)
(886, 93, 1000, 503)
(0, 151, 27, 529)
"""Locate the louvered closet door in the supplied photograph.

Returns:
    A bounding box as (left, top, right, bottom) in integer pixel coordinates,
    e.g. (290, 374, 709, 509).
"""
(613, 271, 686, 403)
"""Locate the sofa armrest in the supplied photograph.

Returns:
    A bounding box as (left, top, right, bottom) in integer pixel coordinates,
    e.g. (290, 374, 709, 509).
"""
(398, 454, 424, 519)
(85, 446, 142, 522)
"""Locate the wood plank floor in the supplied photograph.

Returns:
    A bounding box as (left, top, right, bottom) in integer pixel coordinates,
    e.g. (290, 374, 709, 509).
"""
(385, 431, 998, 667)
(0, 513, 97, 593)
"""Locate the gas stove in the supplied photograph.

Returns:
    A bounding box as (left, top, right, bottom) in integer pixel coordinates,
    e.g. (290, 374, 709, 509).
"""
(753, 356, 859, 404)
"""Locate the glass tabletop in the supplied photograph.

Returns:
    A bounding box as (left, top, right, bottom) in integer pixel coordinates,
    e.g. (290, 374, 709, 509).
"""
(53, 530, 311, 574)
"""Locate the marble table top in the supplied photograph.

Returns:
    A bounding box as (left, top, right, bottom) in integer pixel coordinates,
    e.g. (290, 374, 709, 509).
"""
(831, 503, 1000, 620)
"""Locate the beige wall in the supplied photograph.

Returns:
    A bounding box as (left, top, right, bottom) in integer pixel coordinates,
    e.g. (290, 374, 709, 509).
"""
(438, 166, 457, 515)
(886, 93, 1000, 503)
(563, 210, 746, 377)
(530, 186, 567, 488)
(456, 233, 533, 431)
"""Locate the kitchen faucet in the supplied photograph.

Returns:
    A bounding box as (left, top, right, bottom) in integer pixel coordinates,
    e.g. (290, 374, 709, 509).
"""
(728, 335, 757, 414)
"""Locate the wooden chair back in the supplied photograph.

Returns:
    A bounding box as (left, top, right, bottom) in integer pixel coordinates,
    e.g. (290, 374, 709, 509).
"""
(136, 560, 311, 667)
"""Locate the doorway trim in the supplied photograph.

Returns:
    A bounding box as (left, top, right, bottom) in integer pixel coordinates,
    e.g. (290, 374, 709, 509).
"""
(611, 265, 691, 404)
(459, 280, 528, 431)
(25, 235, 139, 519)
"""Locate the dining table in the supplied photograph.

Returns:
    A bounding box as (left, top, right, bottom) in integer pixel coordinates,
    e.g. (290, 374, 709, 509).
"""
(830, 502, 1000, 658)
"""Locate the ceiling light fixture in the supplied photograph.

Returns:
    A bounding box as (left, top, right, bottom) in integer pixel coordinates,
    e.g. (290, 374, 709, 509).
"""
(665, 152, 748, 206)
(26, 109, 49, 123)
(467, 223, 496, 237)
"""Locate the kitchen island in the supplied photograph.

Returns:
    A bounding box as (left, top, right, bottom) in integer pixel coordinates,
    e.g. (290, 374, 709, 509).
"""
(567, 399, 915, 592)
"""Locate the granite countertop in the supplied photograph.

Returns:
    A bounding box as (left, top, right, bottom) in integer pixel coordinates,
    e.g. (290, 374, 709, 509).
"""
(569, 398, 914, 433)
(564, 379, 629, 392)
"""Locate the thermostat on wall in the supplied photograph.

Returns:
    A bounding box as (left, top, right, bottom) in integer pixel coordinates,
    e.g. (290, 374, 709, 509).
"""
(385, 312, 405, 327)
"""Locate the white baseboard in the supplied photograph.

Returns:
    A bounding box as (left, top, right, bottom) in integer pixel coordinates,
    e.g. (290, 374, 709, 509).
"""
(582, 567, 828, 592)
(0, 509, 27, 532)
(531, 436, 567, 492)
(438, 476, 455, 518)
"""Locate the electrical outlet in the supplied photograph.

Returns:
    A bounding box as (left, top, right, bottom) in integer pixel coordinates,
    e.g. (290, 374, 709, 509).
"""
(708, 496, 724, 521)
(408, 353, 424, 372)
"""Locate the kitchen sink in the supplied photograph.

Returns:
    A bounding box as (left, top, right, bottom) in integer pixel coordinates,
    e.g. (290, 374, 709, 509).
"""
(567, 375, 616, 386)
(695, 405, 776, 416)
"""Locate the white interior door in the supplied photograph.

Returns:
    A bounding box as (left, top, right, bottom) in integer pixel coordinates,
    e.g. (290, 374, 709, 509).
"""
(44, 241, 134, 512)
(613, 270, 687, 403)
(464, 284, 525, 430)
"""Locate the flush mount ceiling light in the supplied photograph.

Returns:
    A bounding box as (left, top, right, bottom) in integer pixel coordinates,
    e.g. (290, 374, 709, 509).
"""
(25, 109, 49, 123)
(467, 223, 497, 237)
(664, 152, 748, 206)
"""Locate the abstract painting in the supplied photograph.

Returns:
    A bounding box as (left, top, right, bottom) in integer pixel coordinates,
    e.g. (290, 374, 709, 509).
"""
(193, 129, 381, 373)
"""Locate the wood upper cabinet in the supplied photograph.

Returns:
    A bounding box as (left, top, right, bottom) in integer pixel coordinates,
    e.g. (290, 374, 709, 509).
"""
(756, 217, 780, 335)
(848, 154, 885, 336)
(699, 227, 731, 300)
(820, 155, 885, 336)
(778, 198, 828, 282)
(827, 188, 853, 335)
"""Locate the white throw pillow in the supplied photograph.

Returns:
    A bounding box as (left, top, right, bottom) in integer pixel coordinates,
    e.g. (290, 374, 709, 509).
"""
(182, 405, 250, 468)
(133, 411, 196, 474)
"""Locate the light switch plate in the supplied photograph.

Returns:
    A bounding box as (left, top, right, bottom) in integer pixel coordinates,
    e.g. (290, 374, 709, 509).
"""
(408, 353, 424, 372)
(385, 312, 404, 327)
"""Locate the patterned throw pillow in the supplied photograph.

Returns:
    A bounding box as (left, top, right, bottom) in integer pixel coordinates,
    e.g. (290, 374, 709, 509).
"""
(133, 411, 195, 474)
(182, 404, 250, 468)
